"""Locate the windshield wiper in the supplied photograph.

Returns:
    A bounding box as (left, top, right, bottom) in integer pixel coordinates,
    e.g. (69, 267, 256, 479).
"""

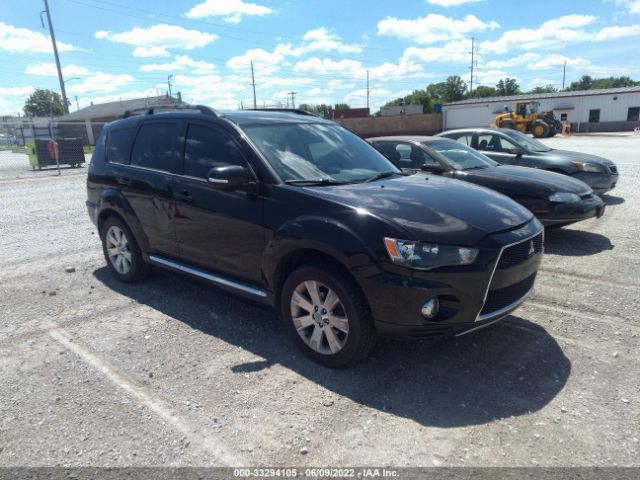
(462, 166, 488, 171)
(284, 178, 351, 186)
(364, 171, 400, 183)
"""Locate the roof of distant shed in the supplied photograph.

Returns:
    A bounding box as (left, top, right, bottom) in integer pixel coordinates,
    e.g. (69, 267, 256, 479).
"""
(443, 86, 640, 107)
(58, 95, 182, 122)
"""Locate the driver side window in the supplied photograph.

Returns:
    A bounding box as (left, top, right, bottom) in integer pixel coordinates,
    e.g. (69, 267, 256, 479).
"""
(477, 134, 517, 153)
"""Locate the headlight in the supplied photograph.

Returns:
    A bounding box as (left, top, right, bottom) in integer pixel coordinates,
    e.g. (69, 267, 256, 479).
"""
(549, 192, 581, 203)
(384, 238, 479, 270)
(571, 161, 605, 173)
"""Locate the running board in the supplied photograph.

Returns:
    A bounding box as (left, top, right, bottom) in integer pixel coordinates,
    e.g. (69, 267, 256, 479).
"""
(148, 255, 268, 299)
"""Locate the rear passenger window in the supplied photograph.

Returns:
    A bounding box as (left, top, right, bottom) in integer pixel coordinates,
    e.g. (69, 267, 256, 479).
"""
(108, 128, 136, 164)
(131, 122, 179, 172)
(452, 134, 473, 146)
(184, 124, 247, 179)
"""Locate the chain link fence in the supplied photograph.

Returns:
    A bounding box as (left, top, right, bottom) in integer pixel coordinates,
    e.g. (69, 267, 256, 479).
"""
(0, 117, 107, 178)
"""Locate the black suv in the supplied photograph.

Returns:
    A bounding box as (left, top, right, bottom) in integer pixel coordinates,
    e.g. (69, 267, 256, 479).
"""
(87, 106, 544, 367)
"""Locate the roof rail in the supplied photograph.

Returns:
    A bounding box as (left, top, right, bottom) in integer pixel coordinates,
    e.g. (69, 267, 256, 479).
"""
(245, 108, 317, 117)
(121, 104, 220, 119)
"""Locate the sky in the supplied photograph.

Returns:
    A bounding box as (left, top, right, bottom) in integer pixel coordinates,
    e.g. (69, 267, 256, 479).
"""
(1, 0, 640, 115)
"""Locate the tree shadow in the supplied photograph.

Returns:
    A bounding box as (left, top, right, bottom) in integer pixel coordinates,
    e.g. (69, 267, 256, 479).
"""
(544, 229, 614, 256)
(94, 267, 570, 428)
(602, 194, 625, 206)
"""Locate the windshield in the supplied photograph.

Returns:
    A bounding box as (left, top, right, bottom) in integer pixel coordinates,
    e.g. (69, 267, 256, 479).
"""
(425, 139, 498, 170)
(507, 131, 552, 152)
(243, 123, 400, 184)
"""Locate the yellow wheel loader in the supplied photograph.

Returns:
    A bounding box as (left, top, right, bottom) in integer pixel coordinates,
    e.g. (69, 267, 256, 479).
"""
(494, 101, 563, 138)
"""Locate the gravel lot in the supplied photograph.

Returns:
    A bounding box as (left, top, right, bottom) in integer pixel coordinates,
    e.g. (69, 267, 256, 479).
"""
(0, 135, 638, 467)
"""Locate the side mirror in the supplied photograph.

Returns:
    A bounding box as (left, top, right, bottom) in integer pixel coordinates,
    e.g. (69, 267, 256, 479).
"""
(207, 165, 249, 190)
(421, 163, 444, 174)
(508, 148, 523, 156)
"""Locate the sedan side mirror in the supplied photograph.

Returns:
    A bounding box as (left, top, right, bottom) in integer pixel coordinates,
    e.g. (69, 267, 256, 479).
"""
(421, 163, 444, 174)
(207, 165, 249, 190)
(508, 148, 523, 157)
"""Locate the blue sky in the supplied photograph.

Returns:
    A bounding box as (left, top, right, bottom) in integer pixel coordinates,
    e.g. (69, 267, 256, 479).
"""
(1, 0, 639, 115)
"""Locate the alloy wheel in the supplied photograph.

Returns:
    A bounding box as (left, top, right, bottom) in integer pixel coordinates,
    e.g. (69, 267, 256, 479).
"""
(105, 225, 132, 275)
(290, 280, 349, 355)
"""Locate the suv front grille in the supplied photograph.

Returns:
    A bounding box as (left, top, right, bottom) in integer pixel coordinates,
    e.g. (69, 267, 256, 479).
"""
(481, 273, 536, 316)
(608, 165, 618, 175)
(497, 233, 544, 270)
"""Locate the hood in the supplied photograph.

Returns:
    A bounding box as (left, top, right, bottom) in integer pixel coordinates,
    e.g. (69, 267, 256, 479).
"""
(460, 165, 592, 196)
(304, 174, 533, 245)
(548, 149, 617, 167)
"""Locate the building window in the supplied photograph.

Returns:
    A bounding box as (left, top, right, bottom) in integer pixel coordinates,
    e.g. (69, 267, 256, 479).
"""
(588, 109, 600, 123)
(560, 113, 568, 122)
(628, 107, 640, 122)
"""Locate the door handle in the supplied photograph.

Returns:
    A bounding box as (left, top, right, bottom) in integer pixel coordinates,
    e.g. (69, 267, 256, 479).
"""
(117, 176, 132, 186)
(173, 190, 193, 202)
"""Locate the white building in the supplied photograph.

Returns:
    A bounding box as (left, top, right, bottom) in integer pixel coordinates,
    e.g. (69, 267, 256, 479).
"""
(442, 86, 640, 133)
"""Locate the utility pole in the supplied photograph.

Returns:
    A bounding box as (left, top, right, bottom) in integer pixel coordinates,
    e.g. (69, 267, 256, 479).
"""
(42, 0, 69, 114)
(74, 95, 79, 111)
(250, 61, 257, 109)
(366, 70, 370, 110)
(167, 75, 174, 98)
(469, 37, 475, 96)
(288, 92, 297, 109)
(562, 60, 567, 91)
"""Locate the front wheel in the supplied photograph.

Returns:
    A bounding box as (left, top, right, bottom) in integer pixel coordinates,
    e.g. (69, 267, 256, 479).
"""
(281, 263, 377, 368)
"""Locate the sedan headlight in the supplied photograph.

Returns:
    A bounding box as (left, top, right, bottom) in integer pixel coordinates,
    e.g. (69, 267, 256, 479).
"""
(571, 161, 606, 173)
(549, 192, 581, 203)
(384, 238, 479, 270)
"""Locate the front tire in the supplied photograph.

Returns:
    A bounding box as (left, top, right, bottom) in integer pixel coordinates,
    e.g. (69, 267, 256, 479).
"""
(531, 120, 550, 138)
(280, 262, 377, 368)
(100, 216, 150, 283)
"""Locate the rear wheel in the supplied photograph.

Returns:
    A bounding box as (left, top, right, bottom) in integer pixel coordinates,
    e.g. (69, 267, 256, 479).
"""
(100, 216, 150, 283)
(281, 262, 377, 368)
(531, 121, 550, 138)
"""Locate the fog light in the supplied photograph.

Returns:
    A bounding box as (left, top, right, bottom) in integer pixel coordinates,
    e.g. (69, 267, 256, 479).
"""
(421, 298, 440, 319)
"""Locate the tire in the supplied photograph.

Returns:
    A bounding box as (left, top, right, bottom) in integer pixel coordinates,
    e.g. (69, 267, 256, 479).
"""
(499, 119, 517, 130)
(531, 121, 550, 138)
(547, 128, 557, 138)
(280, 262, 377, 368)
(100, 216, 150, 283)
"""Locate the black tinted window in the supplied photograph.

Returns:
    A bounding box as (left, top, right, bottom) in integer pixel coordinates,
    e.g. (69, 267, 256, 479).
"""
(184, 124, 247, 178)
(131, 123, 179, 172)
(108, 127, 135, 164)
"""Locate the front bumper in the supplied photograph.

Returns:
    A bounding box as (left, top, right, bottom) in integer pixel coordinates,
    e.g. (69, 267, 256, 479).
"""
(572, 171, 618, 195)
(361, 220, 543, 339)
(532, 195, 606, 227)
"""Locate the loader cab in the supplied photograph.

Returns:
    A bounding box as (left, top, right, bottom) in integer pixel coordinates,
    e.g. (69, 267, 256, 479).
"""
(516, 101, 540, 117)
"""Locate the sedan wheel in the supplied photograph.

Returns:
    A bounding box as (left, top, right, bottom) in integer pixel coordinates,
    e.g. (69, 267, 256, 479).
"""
(290, 280, 349, 355)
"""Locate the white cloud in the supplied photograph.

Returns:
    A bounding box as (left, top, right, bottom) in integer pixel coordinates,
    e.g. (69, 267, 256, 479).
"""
(293, 58, 364, 77)
(377, 14, 499, 44)
(594, 24, 640, 40)
(526, 78, 558, 90)
(24, 62, 91, 77)
(66, 73, 135, 94)
(426, 0, 482, 5)
(95, 24, 218, 57)
(402, 40, 472, 64)
(484, 53, 542, 69)
(0, 22, 76, 54)
(140, 55, 215, 75)
(227, 48, 284, 71)
(527, 54, 592, 70)
(0, 85, 34, 97)
(480, 15, 596, 54)
(185, 0, 272, 23)
(611, 0, 640, 14)
(277, 28, 362, 56)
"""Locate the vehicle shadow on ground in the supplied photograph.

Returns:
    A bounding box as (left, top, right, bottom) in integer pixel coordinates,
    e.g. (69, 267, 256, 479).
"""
(544, 228, 614, 256)
(95, 267, 571, 428)
(602, 194, 625, 206)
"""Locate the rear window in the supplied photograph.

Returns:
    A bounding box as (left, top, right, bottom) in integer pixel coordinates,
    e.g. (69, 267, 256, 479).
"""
(108, 127, 136, 164)
(131, 122, 179, 172)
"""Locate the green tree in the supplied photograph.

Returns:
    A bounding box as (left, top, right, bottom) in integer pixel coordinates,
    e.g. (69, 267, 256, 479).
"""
(443, 75, 467, 102)
(471, 85, 498, 98)
(23, 89, 65, 117)
(495, 78, 521, 96)
(334, 103, 351, 110)
(426, 82, 447, 103)
(382, 89, 433, 113)
(529, 84, 558, 94)
(567, 75, 593, 91)
(567, 75, 639, 91)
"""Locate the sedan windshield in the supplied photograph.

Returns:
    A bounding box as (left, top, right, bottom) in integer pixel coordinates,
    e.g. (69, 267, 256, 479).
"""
(506, 131, 552, 152)
(243, 123, 400, 184)
(425, 139, 498, 170)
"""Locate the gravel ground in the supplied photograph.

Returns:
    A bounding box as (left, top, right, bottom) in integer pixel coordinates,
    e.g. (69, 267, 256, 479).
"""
(0, 135, 638, 467)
